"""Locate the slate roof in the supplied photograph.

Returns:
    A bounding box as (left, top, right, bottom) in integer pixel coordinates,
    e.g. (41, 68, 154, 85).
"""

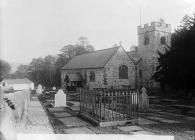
(62, 47, 119, 70)
(2, 78, 33, 84)
(65, 73, 83, 81)
(127, 51, 142, 65)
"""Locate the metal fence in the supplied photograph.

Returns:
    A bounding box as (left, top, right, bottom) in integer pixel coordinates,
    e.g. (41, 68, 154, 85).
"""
(80, 89, 139, 124)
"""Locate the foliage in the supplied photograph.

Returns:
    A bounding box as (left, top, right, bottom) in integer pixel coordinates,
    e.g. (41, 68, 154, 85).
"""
(153, 14, 195, 92)
(11, 64, 29, 79)
(28, 56, 57, 87)
(28, 36, 95, 87)
(0, 60, 11, 81)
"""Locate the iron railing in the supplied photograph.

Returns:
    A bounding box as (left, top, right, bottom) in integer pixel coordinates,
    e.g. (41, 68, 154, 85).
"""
(80, 89, 139, 123)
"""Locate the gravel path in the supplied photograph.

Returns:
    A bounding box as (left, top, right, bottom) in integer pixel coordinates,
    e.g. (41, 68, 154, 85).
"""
(16, 96, 54, 134)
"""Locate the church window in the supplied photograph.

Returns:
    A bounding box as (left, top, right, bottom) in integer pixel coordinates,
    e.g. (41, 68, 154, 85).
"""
(119, 65, 128, 79)
(89, 71, 95, 82)
(161, 36, 166, 44)
(139, 70, 142, 78)
(144, 36, 149, 45)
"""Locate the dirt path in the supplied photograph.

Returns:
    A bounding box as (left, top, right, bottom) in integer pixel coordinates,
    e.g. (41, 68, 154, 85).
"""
(16, 96, 54, 134)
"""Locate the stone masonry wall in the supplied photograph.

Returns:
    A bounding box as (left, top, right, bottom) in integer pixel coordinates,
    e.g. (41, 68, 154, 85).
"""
(105, 47, 135, 89)
(137, 19, 171, 88)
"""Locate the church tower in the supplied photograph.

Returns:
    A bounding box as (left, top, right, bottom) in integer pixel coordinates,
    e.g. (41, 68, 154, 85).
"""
(137, 19, 171, 88)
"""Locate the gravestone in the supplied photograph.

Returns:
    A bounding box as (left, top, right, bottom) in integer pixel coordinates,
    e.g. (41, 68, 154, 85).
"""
(36, 84, 43, 94)
(55, 89, 66, 107)
(139, 87, 149, 112)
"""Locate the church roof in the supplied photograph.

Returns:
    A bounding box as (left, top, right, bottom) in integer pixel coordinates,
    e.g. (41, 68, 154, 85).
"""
(62, 46, 119, 70)
(127, 51, 142, 65)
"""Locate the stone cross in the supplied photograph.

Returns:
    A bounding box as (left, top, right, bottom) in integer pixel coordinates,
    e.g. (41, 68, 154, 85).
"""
(55, 89, 66, 107)
(36, 84, 43, 94)
(139, 86, 149, 112)
(141, 86, 147, 94)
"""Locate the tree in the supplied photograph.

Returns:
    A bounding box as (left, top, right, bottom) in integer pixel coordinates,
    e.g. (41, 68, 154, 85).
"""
(27, 36, 95, 87)
(28, 57, 44, 86)
(11, 64, 29, 79)
(153, 13, 195, 94)
(75, 36, 95, 55)
(43, 55, 56, 86)
(0, 60, 11, 81)
(59, 44, 75, 60)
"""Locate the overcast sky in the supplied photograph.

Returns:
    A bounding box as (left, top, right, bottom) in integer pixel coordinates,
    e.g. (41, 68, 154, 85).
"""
(1, 0, 195, 64)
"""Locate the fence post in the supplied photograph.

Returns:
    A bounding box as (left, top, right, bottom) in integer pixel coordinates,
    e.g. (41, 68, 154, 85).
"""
(80, 89, 82, 112)
(99, 91, 102, 122)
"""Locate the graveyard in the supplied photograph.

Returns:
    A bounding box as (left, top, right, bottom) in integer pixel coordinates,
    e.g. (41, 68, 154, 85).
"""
(35, 87, 194, 139)
(0, 84, 195, 140)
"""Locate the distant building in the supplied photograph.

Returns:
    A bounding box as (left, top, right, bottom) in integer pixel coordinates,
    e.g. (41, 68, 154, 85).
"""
(0, 78, 34, 91)
(61, 19, 171, 90)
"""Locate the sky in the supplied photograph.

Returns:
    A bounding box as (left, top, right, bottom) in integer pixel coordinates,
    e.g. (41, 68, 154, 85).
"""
(1, 0, 195, 64)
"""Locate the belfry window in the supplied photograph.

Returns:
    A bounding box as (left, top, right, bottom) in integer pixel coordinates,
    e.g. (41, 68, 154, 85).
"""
(161, 36, 166, 44)
(144, 36, 149, 45)
(119, 65, 128, 79)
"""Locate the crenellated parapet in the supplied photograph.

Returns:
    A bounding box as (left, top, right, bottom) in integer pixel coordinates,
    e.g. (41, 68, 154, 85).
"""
(138, 19, 171, 35)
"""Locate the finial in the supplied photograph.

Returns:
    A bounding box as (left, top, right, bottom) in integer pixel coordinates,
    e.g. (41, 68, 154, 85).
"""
(119, 41, 122, 46)
(160, 18, 165, 23)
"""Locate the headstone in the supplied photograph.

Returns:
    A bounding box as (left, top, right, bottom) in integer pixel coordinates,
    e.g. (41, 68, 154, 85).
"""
(139, 87, 149, 112)
(55, 89, 66, 107)
(36, 84, 43, 94)
(52, 86, 56, 91)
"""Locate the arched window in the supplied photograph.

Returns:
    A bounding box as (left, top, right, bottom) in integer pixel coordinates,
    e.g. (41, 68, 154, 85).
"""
(119, 65, 128, 79)
(89, 71, 95, 82)
(144, 36, 149, 45)
(160, 36, 166, 44)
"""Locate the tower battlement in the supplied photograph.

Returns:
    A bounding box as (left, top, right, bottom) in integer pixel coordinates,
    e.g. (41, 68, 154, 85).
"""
(138, 19, 171, 34)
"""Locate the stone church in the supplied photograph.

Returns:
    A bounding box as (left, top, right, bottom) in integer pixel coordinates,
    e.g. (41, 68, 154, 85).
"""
(61, 19, 171, 90)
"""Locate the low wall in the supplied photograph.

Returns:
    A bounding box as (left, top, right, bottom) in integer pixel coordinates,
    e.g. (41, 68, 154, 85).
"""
(0, 89, 30, 140)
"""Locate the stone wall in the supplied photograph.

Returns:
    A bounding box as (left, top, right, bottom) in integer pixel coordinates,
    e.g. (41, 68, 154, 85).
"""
(137, 19, 171, 88)
(105, 47, 135, 89)
(0, 90, 30, 140)
(86, 68, 105, 90)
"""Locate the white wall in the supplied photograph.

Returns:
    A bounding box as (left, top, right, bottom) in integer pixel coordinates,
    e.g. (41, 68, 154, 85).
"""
(11, 84, 32, 90)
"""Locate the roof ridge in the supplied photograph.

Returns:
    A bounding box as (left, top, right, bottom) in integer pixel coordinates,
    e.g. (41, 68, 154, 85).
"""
(73, 46, 120, 57)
